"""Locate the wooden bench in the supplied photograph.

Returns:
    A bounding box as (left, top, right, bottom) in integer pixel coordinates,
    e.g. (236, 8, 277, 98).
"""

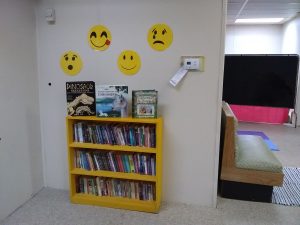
(219, 102, 284, 202)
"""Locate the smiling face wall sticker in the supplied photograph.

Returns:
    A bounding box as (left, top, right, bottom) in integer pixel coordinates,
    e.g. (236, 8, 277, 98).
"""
(88, 25, 111, 51)
(118, 50, 141, 75)
(60, 51, 83, 76)
(148, 23, 173, 51)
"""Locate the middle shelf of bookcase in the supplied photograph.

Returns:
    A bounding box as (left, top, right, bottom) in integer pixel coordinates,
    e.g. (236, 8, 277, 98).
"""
(70, 168, 157, 182)
(69, 142, 157, 154)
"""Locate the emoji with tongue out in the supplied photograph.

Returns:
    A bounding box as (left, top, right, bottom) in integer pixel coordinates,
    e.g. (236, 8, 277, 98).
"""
(148, 23, 173, 51)
(60, 51, 83, 76)
(88, 24, 112, 51)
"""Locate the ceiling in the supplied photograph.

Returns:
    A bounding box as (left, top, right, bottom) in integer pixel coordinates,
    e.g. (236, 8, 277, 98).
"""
(227, 0, 300, 24)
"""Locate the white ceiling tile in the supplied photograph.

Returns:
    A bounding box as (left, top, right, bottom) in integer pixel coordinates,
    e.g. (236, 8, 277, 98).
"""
(227, 0, 300, 24)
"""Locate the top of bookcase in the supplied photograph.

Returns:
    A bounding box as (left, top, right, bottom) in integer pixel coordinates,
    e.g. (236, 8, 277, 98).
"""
(66, 116, 162, 124)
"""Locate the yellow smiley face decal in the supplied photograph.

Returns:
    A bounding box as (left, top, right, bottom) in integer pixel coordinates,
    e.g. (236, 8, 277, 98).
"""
(88, 24, 111, 51)
(60, 51, 83, 76)
(148, 23, 173, 51)
(117, 50, 141, 75)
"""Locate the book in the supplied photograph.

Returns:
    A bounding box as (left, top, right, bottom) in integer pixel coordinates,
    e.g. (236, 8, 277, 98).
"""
(95, 85, 128, 117)
(132, 90, 158, 118)
(66, 81, 96, 116)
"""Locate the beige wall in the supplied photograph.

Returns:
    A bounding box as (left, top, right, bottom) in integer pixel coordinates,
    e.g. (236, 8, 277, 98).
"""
(0, 0, 43, 221)
(36, 0, 225, 206)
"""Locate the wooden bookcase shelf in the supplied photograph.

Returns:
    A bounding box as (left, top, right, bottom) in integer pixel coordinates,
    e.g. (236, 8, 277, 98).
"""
(66, 116, 163, 213)
(70, 168, 157, 182)
(69, 142, 158, 154)
(71, 194, 158, 212)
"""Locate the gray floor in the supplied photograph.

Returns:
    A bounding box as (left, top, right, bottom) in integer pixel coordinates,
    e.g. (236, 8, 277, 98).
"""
(1, 187, 300, 225)
(2, 123, 300, 225)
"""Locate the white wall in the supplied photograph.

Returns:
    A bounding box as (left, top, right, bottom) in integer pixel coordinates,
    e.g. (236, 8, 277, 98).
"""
(225, 25, 282, 54)
(282, 15, 300, 126)
(282, 15, 300, 54)
(0, 0, 44, 221)
(36, 0, 225, 206)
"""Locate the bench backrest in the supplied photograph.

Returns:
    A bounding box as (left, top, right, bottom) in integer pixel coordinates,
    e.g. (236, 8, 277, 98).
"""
(219, 102, 284, 186)
(221, 101, 238, 168)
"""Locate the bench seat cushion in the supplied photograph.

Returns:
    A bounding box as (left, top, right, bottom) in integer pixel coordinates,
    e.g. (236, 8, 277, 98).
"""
(235, 135, 282, 172)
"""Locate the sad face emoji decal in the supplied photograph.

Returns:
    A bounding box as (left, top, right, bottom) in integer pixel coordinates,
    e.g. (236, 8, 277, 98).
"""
(117, 50, 141, 75)
(148, 23, 173, 51)
(88, 25, 111, 51)
(60, 51, 83, 76)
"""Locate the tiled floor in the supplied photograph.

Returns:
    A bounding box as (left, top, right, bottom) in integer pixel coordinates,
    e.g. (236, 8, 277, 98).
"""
(1, 188, 300, 225)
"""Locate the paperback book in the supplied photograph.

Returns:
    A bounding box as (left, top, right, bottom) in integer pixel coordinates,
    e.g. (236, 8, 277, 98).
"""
(132, 90, 158, 118)
(66, 81, 96, 116)
(96, 85, 128, 117)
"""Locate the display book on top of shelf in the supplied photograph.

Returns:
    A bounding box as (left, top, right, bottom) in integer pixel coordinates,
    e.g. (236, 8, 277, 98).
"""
(66, 116, 163, 213)
(132, 90, 158, 118)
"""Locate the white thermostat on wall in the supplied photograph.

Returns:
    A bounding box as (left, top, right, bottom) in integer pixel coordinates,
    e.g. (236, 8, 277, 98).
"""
(182, 56, 205, 71)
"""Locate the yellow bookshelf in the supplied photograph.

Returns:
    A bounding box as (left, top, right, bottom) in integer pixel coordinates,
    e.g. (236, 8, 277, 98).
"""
(66, 116, 163, 213)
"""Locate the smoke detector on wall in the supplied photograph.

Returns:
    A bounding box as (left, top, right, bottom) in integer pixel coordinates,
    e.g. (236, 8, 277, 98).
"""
(46, 8, 55, 23)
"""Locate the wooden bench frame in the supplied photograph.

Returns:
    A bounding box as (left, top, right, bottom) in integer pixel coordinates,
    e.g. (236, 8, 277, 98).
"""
(220, 102, 284, 186)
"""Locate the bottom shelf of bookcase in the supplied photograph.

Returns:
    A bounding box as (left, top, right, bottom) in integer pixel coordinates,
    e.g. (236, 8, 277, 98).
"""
(71, 193, 160, 213)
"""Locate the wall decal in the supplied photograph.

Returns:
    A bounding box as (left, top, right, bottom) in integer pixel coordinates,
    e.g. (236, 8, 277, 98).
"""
(60, 51, 83, 76)
(117, 50, 141, 75)
(147, 23, 173, 51)
(88, 24, 111, 51)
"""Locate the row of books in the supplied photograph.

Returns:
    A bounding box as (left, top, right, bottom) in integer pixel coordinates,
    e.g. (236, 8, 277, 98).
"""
(73, 122, 156, 148)
(75, 150, 156, 175)
(77, 176, 155, 201)
(66, 81, 158, 118)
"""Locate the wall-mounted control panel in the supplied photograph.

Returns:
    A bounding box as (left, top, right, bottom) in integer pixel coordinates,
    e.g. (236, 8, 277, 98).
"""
(169, 55, 205, 88)
(181, 56, 204, 71)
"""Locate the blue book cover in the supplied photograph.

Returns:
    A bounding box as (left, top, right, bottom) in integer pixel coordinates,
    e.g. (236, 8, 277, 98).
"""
(95, 85, 128, 117)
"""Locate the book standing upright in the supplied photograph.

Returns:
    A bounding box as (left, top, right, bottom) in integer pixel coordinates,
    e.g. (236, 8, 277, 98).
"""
(95, 85, 128, 118)
(66, 81, 96, 116)
(132, 90, 158, 118)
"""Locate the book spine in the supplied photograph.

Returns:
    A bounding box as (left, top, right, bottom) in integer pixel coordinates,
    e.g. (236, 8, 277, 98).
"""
(133, 154, 139, 174)
(103, 152, 111, 171)
(115, 127, 123, 145)
(77, 122, 83, 142)
(116, 154, 124, 172)
(96, 177, 102, 196)
(150, 126, 156, 148)
(128, 154, 135, 173)
(87, 126, 94, 143)
(143, 155, 148, 175)
(124, 155, 130, 173)
(121, 155, 127, 172)
(73, 123, 78, 142)
(108, 124, 117, 145)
